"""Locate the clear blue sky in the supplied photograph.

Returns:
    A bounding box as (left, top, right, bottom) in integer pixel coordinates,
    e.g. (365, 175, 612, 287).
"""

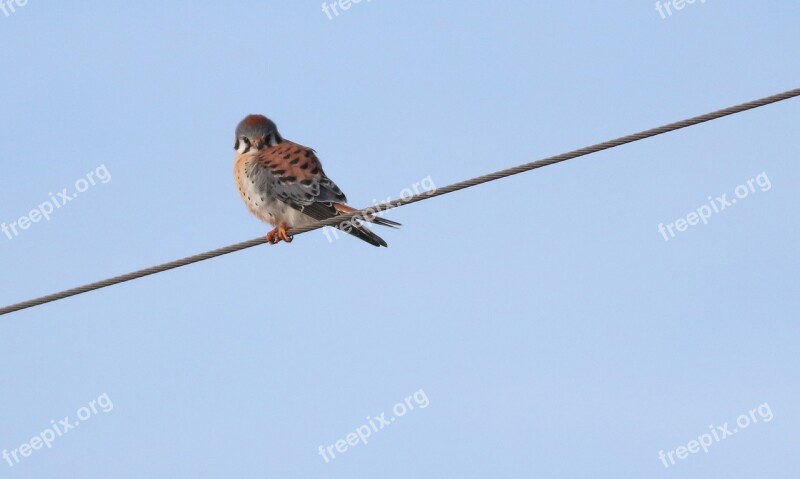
(1, 1, 798, 477)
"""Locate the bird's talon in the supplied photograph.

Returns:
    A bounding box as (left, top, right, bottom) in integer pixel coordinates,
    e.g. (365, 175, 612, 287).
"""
(266, 225, 292, 245)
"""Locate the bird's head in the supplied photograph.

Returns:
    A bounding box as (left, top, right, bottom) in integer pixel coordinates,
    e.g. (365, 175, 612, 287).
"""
(234, 114, 283, 154)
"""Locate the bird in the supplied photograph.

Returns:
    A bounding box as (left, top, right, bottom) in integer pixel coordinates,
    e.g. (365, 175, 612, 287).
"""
(233, 114, 400, 247)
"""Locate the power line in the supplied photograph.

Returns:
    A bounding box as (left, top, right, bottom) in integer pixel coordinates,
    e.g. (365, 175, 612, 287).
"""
(2, 88, 798, 317)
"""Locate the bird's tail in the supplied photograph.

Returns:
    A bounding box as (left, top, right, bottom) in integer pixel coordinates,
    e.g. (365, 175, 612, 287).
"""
(331, 203, 400, 247)
(369, 216, 402, 228)
(334, 204, 402, 229)
(340, 222, 388, 247)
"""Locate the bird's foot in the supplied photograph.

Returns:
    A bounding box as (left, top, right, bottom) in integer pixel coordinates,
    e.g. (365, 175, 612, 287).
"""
(266, 224, 293, 245)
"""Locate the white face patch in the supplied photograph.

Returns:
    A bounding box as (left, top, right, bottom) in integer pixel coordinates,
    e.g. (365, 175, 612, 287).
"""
(237, 133, 279, 154)
(237, 138, 252, 155)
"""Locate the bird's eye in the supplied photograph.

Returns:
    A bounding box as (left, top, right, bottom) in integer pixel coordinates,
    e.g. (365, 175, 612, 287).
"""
(242, 137, 251, 144)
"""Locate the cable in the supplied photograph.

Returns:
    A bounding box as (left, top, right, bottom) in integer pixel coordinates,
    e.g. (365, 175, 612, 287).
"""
(1, 88, 798, 317)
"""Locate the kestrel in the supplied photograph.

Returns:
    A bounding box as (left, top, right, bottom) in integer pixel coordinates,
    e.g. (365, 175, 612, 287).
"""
(234, 115, 400, 247)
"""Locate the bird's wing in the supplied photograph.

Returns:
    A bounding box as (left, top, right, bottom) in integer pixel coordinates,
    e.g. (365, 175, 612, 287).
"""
(247, 141, 386, 246)
(246, 141, 391, 247)
(249, 141, 347, 218)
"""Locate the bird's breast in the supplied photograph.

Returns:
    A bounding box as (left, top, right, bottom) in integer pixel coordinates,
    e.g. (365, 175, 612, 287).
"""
(234, 154, 316, 228)
(235, 155, 278, 225)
